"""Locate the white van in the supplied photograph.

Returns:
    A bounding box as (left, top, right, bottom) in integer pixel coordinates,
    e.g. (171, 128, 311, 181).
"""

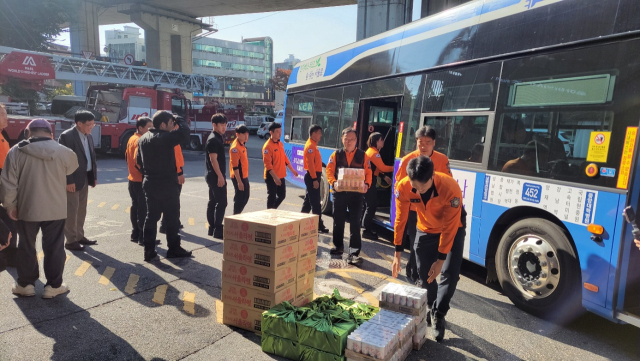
(244, 115, 274, 134)
(274, 110, 284, 124)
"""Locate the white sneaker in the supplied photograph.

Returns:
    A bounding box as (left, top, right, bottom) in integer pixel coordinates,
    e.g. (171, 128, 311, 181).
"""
(12, 284, 36, 297)
(42, 284, 69, 299)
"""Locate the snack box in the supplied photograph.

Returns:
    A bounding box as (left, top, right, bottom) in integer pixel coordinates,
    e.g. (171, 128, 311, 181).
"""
(296, 256, 316, 282)
(224, 211, 299, 247)
(297, 236, 318, 261)
(296, 270, 314, 298)
(221, 302, 263, 333)
(221, 260, 296, 292)
(293, 288, 314, 307)
(264, 210, 319, 238)
(221, 281, 296, 311)
(223, 239, 298, 271)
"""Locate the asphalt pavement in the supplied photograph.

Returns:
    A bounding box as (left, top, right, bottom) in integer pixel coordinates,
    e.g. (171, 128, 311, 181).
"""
(0, 134, 638, 360)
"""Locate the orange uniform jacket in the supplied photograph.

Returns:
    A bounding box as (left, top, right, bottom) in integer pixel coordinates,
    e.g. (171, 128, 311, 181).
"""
(326, 149, 373, 188)
(126, 133, 143, 182)
(303, 138, 322, 179)
(366, 147, 394, 176)
(0, 132, 10, 170)
(395, 149, 451, 183)
(394, 173, 463, 256)
(229, 139, 249, 179)
(175, 145, 184, 176)
(262, 139, 291, 179)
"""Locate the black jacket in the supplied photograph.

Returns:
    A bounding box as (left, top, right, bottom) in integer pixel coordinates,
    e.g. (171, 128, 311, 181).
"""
(59, 127, 97, 189)
(137, 117, 189, 183)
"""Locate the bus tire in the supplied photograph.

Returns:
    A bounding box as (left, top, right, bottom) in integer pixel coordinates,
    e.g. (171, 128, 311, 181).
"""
(320, 167, 332, 216)
(496, 218, 582, 321)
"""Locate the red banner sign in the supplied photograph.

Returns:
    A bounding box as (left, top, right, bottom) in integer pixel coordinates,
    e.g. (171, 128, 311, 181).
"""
(0, 51, 55, 81)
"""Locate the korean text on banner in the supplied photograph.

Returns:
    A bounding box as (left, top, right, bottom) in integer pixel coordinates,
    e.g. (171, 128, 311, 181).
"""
(617, 127, 637, 189)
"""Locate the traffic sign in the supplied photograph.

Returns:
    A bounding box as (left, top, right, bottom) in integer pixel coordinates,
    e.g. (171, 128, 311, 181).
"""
(124, 54, 135, 65)
(82, 51, 93, 59)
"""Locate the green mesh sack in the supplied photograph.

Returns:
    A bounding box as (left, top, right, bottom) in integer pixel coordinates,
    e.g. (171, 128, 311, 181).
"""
(261, 332, 300, 360)
(262, 301, 304, 341)
(299, 344, 345, 361)
(297, 310, 357, 355)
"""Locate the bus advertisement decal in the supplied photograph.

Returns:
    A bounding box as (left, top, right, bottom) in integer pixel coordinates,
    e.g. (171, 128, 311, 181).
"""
(617, 127, 637, 189)
(395, 122, 404, 158)
(483, 174, 598, 226)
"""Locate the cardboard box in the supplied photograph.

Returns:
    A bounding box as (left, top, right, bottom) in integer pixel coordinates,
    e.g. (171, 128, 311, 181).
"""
(293, 288, 314, 307)
(221, 302, 263, 333)
(297, 256, 316, 282)
(224, 211, 299, 247)
(223, 239, 298, 271)
(221, 260, 296, 292)
(265, 210, 319, 238)
(221, 281, 296, 311)
(296, 270, 314, 299)
(297, 236, 318, 261)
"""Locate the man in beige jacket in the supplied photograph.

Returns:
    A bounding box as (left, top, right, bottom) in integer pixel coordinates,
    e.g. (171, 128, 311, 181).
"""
(1, 119, 78, 298)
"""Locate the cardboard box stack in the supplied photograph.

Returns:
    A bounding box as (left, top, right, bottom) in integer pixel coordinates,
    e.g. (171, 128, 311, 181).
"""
(220, 210, 319, 333)
(336, 168, 366, 193)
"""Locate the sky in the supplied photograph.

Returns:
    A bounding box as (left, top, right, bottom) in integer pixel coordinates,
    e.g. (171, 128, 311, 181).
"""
(54, 4, 422, 64)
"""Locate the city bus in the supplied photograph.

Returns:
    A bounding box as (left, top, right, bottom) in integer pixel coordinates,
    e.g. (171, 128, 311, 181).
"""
(281, 0, 640, 326)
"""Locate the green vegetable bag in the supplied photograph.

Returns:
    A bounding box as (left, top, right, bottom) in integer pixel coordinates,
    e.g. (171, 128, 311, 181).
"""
(261, 332, 300, 360)
(297, 310, 357, 355)
(262, 301, 304, 341)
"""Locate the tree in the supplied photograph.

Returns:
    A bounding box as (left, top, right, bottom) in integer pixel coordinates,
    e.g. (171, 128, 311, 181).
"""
(270, 68, 292, 92)
(0, 0, 72, 51)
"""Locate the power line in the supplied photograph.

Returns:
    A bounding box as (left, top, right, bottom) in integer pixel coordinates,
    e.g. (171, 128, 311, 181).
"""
(215, 0, 316, 32)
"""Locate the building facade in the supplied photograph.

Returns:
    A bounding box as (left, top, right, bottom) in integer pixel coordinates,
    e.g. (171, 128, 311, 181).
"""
(191, 36, 274, 111)
(104, 26, 146, 63)
(275, 54, 300, 73)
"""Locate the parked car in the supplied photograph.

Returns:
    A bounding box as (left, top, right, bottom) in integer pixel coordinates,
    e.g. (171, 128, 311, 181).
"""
(244, 115, 274, 134)
(257, 122, 272, 139)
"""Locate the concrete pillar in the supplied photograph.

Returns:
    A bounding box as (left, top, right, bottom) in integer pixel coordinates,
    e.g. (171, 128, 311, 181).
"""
(69, 0, 100, 96)
(130, 12, 201, 73)
(420, 0, 469, 18)
(357, 0, 413, 41)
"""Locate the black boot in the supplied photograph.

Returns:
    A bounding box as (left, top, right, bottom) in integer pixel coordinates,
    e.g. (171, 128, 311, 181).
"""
(426, 308, 432, 327)
(432, 310, 446, 343)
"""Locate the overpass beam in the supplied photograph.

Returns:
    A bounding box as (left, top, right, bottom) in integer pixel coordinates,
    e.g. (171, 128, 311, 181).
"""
(119, 4, 206, 73)
(69, 0, 100, 96)
(357, 0, 413, 41)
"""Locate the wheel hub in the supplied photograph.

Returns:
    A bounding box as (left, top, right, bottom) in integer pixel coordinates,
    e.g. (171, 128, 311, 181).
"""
(508, 234, 560, 299)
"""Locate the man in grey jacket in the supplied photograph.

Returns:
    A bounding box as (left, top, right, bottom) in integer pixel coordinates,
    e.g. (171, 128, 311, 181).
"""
(2, 119, 78, 298)
(59, 110, 98, 251)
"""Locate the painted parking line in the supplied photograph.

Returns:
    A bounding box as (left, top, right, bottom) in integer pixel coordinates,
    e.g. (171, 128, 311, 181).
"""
(183, 291, 196, 315)
(97, 202, 107, 208)
(377, 251, 394, 264)
(98, 266, 116, 285)
(205, 222, 209, 230)
(37, 251, 44, 262)
(153, 284, 168, 305)
(88, 200, 94, 204)
(215, 300, 224, 323)
(65, 254, 71, 264)
(74, 261, 92, 276)
(126, 206, 131, 213)
(124, 274, 139, 294)
(188, 218, 195, 226)
(111, 204, 120, 210)
(333, 270, 379, 306)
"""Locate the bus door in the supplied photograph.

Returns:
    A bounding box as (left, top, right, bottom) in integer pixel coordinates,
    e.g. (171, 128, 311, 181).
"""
(357, 97, 402, 215)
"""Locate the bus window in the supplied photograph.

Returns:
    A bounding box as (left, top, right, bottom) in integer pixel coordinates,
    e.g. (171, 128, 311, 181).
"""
(424, 115, 488, 163)
(291, 117, 312, 143)
(313, 88, 342, 148)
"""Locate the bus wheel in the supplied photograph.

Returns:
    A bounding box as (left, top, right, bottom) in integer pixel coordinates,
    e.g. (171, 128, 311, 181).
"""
(189, 136, 201, 151)
(320, 167, 332, 216)
(496, 218, 582, 321)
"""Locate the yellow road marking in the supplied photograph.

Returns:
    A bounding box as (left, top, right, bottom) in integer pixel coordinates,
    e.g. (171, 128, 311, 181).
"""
(215, 300, 224, 323)
(377, 251, 394, 264)
(183, 291, 196, 315)
(334, 270, 379, 306)
(88, 200, 94, 204)
(97, 202, 106, 208)
(125, 206, 131, 213)
(124, 274, 139, 294)
(153, 285, 168, 305)
(65, 254, 71, 264)
(98, 266, 116, 285)
(74, 261, 92, 276)
(360, 251, 369, 259)
(111, 204, 120, 210)
(188, 218, 195, 226)
(37, 251, 44, 262)
(283, 202, 302, 207)
(205, 222, 209, 229)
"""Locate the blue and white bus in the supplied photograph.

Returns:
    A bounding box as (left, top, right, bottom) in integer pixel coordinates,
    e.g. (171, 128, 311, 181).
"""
(281, 0, 640, 325)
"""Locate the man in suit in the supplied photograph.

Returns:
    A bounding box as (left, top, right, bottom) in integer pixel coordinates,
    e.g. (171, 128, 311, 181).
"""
(59, 110, 98, 251)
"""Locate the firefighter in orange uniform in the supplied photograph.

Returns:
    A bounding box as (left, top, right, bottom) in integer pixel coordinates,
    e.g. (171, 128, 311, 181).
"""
(392, 156, 465, 343)
(362, 132, 394, 240)
(301, 124, 329, 233)
(326, 127, 372, 266)
(262, 122, 298, 209)
(396, 126, 452, 284)
(0, 104, 16, 267)
(125, 117, 153, 245)
(229, 125, 250, 214)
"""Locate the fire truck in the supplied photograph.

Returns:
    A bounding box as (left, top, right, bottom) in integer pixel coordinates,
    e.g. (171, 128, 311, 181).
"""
(0, 49, 244, 152)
